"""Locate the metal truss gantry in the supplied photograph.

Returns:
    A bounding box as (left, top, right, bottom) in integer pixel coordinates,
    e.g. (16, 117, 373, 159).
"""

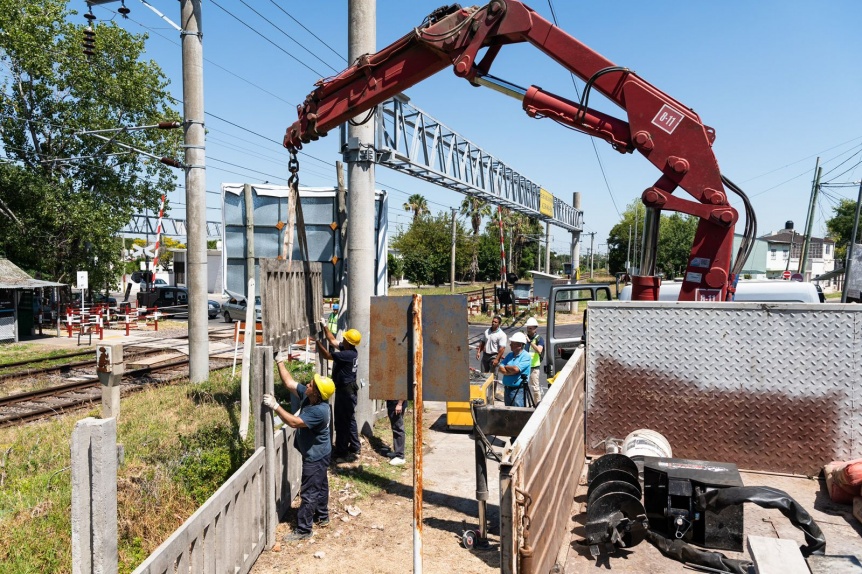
(122, 215, 222, 239)
(356, 95, 582, 232)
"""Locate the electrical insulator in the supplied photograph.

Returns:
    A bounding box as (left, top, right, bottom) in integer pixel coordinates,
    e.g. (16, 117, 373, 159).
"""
(82, 27, 96, 57)
(118, 0, 130, 17)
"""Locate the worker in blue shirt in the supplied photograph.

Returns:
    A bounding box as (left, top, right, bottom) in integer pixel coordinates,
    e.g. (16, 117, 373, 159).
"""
(498, 331, 532, 407)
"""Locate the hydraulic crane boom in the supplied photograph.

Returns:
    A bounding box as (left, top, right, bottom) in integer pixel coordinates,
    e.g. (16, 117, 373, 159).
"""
(283, 1, 755, 301)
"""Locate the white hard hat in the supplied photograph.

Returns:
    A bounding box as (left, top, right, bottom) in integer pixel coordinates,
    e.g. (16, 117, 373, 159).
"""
(510, 332, 528, 345)
(525, 317, 538, 327)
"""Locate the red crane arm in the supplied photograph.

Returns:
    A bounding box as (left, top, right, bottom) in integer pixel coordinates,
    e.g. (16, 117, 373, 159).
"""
(283, 1, 741, 301)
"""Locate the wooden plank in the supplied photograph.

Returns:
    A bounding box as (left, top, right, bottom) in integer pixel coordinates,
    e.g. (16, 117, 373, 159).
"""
(747, 535, 808, 574)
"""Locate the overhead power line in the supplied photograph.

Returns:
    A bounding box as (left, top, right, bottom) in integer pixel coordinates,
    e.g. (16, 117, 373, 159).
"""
(237, 0, 340, 74)
(209, 0, 327, 78)
(267, 0, 347, 63)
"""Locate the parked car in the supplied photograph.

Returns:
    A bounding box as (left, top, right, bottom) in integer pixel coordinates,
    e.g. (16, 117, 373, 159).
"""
(91, 293, 118, 306)
(618, 279, 823, 303)
(139, 278, 168, 290)
(221, 291, 261, 323)
(208, 299, 221, 319)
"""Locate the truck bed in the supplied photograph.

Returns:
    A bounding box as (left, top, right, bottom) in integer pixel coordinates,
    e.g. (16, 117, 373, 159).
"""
(561, 464, 862, 572)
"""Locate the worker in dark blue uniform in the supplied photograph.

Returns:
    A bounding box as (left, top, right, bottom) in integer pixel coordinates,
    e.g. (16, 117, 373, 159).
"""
(263, 366, 336, 541)
(317, 326, 362, 463)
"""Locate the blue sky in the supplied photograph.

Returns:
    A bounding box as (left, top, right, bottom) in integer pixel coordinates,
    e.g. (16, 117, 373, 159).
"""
(89, 0, 862, 260)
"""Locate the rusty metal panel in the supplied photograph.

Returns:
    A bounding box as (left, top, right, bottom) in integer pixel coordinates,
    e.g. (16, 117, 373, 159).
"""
(368, 295, 468, 402)
(259, 259, 323, 354)
(586, 302, 862, 476)
(500, 347, 586, 574)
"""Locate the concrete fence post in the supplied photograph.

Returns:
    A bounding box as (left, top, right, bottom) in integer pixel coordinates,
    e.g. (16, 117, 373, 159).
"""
(254, 346, 277, 548)
(96, 344, 124, 419)
(71, 417, 118, 574)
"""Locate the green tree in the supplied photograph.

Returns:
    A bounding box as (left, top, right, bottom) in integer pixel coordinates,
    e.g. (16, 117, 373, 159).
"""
(826, 198, 858, 261)
(387, 252, 403, 287)
(655, 213, 698, 278)
(0, 1, 181, 288)
(402, 193, 430, 223)
(607, 201, 698, 277)
(459, 196, 492, 282)
(392, 211, 471, 286)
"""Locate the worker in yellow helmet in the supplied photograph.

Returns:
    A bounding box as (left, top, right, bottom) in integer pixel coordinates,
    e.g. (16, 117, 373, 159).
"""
(317, 325, 362, 463)
(263, 367, 335, 541)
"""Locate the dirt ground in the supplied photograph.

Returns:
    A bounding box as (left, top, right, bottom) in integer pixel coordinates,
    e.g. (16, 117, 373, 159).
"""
(250, 402, 501, 574)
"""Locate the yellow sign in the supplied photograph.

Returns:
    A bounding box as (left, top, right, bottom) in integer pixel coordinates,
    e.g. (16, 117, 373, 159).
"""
(539, 188, 554, 217)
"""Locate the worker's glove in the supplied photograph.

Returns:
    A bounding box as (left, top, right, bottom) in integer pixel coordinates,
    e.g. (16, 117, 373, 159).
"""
(274, 349, 288, 364)
(262, 393, 279, 410)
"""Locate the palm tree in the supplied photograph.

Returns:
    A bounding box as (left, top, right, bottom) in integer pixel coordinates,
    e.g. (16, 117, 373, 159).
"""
(459, 196, 492, 282)
(403, 193, 430, 223)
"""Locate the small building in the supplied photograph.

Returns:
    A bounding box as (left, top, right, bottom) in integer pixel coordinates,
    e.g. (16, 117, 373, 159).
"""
(171, 249, 224, 295)
(0, 257, 65, 343)
(759, 221, 835, 285)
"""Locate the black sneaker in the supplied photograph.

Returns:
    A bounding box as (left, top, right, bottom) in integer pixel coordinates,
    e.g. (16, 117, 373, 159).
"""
(335, 454, 358, 464)
(315, 517, 331, 527)
(284, 531, 313, 542)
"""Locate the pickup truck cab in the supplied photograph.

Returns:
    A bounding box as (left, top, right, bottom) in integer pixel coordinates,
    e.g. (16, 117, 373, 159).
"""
(545, 283, 613, 377)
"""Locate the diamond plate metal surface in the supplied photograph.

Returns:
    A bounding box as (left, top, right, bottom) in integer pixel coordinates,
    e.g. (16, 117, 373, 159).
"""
(586, 302, 861, 475)
(368, 295, 468, 402)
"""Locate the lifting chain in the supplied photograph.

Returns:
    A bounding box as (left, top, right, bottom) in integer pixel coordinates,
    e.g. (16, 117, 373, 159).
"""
(287, 151, 300, 192)
(515, 486, 535, 572)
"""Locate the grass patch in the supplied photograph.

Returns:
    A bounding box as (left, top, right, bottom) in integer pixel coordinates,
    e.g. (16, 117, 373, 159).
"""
(0, 366, 253, 574)
(389, 281, 497, 296)
(0, 344, 89, 370)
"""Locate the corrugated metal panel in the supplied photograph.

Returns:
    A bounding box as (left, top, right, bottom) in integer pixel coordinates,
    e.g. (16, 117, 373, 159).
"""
(368, 295, 469, 402)
(500, 348, 586, 574)
(586, 302, 862, 475)
(222, 185, 386, 299)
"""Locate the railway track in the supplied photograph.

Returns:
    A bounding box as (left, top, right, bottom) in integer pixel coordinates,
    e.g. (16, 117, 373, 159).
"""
(0, 347, 173, 383)
(0, 355, 234, 427)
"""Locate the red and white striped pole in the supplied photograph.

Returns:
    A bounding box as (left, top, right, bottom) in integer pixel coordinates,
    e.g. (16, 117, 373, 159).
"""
(497, 205, 507, 285)
(151, 194, 166, 272)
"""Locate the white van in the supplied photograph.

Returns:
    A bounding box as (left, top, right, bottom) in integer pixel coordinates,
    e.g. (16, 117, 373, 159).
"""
(619, 280, 824, 303)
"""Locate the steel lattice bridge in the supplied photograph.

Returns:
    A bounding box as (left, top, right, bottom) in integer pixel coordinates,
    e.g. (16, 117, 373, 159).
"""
(122, 215, 221, 239)
(353, 94, 582, 232)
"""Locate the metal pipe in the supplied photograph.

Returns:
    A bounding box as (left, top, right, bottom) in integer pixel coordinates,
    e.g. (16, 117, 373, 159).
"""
(639, 207, 660, 276)
(472, 72, 527, 101)
(411, 294, 424, 573)
(474, 424, 489, 539)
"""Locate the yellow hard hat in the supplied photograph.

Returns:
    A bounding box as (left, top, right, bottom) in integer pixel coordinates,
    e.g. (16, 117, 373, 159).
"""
(343, 328, 362, 347)
(313, 373, 335, 401)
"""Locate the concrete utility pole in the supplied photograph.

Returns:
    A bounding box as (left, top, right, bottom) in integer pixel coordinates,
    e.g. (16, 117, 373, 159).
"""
(450, 208, 457, 293)
(544, 221, 551, 274)
(571, 192, 581, 279)
(799, 160, 822, 277)
(180, 0, 208, 382)
(347, 0, 376, 436)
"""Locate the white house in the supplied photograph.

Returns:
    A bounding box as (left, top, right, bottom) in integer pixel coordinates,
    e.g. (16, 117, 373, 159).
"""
(759, 221, 835, 286)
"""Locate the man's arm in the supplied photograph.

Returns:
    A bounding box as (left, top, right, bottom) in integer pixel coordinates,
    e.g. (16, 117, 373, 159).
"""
(530, 337, 544, 356)
(322, 325, 338, 347)
(316, 338, 333, 361)
(476, 339, 485, 359)
(276, 360, 302, 398)
(263, 395, 308, 429)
